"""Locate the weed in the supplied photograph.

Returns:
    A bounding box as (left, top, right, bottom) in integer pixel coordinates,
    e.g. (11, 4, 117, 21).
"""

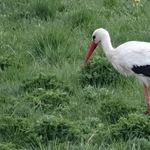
(98, 98, 137, 124)
(83, 86, 110, 104)
(111, 113, 150, 141)
(26, 88, 69, 112)
(0, 53, 23, 70)
(21, 73, 71, 93)
(80, 56, 126, 87)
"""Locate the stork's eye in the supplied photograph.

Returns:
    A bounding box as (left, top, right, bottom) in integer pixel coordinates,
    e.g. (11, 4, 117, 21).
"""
(93, 36, 96, 40)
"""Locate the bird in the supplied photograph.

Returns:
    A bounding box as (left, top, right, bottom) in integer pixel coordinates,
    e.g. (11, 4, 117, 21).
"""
(83, 28, 150, 116)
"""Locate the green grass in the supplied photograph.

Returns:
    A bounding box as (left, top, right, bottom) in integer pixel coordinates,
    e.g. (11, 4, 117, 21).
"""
(1, 0, 150, 149)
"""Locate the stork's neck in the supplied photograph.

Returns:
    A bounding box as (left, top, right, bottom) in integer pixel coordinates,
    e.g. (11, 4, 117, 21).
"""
(101, 35, 115, 59)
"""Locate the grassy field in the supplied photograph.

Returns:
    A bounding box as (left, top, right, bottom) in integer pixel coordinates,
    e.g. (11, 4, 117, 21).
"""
(1, 0, 150, 149)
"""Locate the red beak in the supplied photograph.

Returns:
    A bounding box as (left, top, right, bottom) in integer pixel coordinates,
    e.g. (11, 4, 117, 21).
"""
(83, 42, 98, 66)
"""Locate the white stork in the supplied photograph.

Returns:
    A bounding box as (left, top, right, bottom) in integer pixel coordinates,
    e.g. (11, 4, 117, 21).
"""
(83, 28, 150, 116)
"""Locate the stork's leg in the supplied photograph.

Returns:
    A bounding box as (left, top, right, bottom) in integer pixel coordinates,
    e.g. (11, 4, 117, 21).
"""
(144, 84, 150, 116)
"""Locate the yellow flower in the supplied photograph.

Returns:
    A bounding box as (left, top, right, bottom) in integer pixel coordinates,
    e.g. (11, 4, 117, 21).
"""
(135, 0, 140, 2)
(9, 13, 12, 15)
(26, 12, 29, 14)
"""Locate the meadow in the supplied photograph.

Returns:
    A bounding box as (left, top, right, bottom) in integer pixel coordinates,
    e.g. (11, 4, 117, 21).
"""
(1, 0, 150, 149)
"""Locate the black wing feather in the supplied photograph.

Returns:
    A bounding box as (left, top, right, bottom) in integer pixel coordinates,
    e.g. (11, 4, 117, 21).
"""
(132, 65, 150, 77)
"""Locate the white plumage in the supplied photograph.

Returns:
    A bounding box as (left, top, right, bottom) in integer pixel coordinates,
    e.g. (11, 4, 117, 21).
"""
(84, 28, 150, 115)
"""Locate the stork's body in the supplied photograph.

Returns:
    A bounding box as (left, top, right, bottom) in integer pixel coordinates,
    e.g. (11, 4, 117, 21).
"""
(84, 28, 150, 115)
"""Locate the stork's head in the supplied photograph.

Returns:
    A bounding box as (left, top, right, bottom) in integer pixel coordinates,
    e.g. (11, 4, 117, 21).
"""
(83, 28, 109, 66)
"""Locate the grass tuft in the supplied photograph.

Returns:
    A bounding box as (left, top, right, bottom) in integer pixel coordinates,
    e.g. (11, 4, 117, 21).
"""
(30, 0, 59, 20)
